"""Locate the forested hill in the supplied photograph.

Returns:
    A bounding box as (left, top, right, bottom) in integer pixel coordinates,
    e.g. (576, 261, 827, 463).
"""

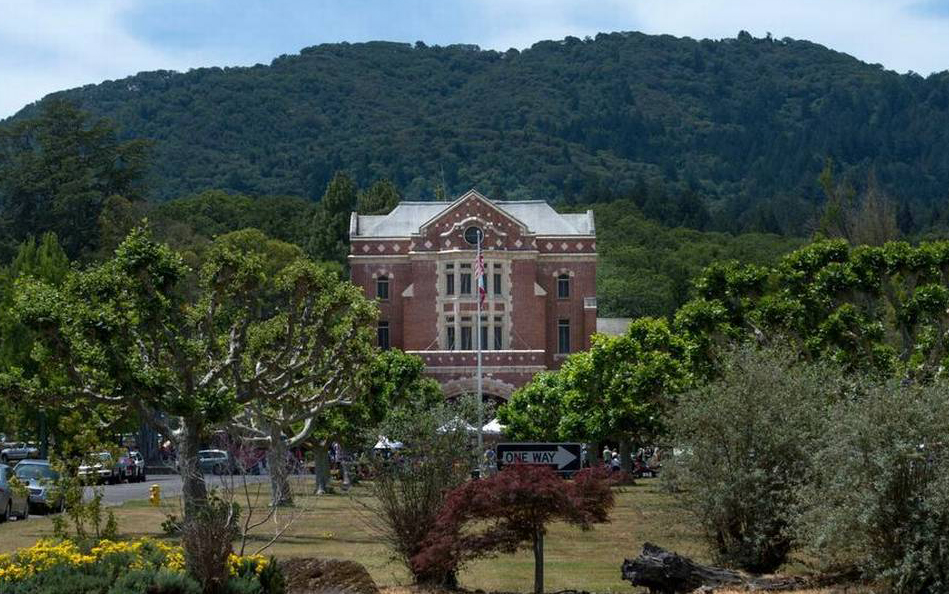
(10, 31, 949, 235)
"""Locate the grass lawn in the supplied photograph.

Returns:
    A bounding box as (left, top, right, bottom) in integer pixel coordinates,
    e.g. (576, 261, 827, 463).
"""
(0, 478, 865, 593)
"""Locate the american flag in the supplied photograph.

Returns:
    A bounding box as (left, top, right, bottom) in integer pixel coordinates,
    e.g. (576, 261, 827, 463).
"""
(475, 248, 486, 306)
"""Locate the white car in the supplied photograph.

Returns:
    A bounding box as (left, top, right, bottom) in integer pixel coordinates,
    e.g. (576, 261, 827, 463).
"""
(78, 452, 121, 485)
(121, 451, 147, 483)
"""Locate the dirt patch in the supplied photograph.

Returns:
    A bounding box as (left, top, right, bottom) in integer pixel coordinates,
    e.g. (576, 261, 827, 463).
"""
(281, 557, 380, 594)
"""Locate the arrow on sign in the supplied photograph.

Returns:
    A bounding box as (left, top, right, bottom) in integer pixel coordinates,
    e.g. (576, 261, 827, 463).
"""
(552, 445, 577, 469)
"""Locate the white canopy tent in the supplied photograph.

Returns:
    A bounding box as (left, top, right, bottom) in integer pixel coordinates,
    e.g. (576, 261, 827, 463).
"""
(436, 417, 479, 434)
(481, 418, 505, 435)
(373, 436, 404, 450)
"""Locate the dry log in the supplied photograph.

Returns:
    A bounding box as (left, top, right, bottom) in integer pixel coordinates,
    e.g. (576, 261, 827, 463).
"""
(621, 543, 810, 593)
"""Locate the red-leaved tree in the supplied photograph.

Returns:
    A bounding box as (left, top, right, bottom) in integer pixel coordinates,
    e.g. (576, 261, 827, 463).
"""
(411, 464, 614, 593)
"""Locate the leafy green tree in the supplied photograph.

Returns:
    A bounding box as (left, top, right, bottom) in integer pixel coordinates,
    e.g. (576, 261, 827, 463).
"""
(496, 372, 569, 442)
(0, 101, 148, 260)
(308, 172, 358, 264)
(12, 226, 376, 580)
(675, 238, 949, 378)
(500, 318, 693, 469)
(357, 179, 402, 215)
(301, 348, 441, 494)
(0, 233, 72, 451)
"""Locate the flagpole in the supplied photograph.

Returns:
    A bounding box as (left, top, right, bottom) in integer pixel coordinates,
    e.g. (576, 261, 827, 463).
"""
(476, 230, 484, 454)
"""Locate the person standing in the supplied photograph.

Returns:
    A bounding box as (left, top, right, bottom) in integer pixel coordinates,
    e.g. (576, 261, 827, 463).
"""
(602, 445, 612, 467)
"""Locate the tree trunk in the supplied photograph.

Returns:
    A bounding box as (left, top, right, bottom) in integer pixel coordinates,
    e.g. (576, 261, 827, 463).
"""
(340, 445, 352, 489)
(179, 418, 208, 519)
(619, 440, 633, 473)
(39, 411, 48, 459)
(533, 528, 544, 594)
(621, 543, 810, 593)
(313, 443, 332, 495)
(266, 425, 293, 506)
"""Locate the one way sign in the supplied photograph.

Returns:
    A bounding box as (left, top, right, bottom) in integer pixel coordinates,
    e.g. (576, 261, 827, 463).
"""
(496, 442, 582, 475)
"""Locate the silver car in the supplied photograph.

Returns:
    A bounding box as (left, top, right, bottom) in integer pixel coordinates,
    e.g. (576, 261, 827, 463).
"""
(0, 464, 29, 522)
(14, 460, 64, 513)
(0, 442, 39, 464)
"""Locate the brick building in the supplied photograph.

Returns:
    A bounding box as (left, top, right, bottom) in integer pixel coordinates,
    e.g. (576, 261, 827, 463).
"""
(349, 190, 597, 401)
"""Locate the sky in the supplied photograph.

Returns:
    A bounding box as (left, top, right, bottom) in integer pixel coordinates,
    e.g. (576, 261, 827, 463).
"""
(1, 0, 948, 118)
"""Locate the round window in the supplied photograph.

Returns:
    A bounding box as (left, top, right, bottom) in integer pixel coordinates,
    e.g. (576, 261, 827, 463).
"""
(464, 226, 483, 246)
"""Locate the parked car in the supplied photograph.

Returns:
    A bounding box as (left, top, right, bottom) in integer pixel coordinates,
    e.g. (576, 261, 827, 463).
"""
(14, 460, 64, 513)
(78, 452, 121, 484)
(198, 449, 235, 475)
(0, 464, 29, 521)
(0, 442, 39, 464)
(119, 451, 147, 483)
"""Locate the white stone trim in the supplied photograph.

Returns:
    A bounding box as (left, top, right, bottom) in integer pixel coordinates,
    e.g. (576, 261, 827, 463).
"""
(439, 376, 518, 400)
(418, 190, 530, 236)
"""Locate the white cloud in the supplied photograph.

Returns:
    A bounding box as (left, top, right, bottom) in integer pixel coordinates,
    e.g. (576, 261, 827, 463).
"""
(0, 0, 203, 117)
(468, 0, 949, 74)
(1, 0, 947, 119)
(627, 0, 949, 74)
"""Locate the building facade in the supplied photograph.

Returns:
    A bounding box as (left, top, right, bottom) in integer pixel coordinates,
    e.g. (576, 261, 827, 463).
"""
(349, 190, 597, 401)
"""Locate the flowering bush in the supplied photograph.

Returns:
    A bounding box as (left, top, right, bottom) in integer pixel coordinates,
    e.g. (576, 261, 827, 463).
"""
(0, 538, 278, 594)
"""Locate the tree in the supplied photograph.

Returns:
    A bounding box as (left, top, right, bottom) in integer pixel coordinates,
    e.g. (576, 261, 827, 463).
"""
(795, 378, 949, 594)
(306, 348, 442, 494)
(500, 318, 693, 469)
(0, 101, 148, 260)
(0, 233, 72, 454)
(357, 179, 401, 215)
(668, 343, 839, 572)
(361, 396, 479, 586)
(496, 372, 568, 442)
(12, 226, 376, 584)
(412, 464, 614, 593)
(308, 172, 358, 264)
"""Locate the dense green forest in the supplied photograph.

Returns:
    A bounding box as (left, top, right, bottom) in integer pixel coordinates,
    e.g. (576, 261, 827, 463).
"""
(6, 31, 949, 237)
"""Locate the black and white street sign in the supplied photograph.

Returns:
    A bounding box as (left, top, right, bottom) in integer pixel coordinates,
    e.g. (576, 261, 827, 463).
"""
(496, 442, 582, 474)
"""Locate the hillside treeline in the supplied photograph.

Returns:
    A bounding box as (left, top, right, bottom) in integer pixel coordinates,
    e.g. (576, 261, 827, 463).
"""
(7, 31, 949, 237)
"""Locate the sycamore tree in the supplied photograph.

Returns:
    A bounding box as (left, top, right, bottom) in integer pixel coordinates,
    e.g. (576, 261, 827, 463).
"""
(675, 238, 949, 378)
(500, 318, 692, 469)
(300, 348, 442, 495)
(13, 226, 376, 526)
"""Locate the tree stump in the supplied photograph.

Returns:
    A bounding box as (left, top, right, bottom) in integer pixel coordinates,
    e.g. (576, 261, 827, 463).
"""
(621, 543, 809, 593)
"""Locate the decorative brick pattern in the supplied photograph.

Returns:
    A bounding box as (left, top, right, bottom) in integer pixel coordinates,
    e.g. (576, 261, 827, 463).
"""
(349, 190, 597, 399)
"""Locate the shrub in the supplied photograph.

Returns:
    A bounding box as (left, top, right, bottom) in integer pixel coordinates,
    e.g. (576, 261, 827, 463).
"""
(180, 493, 241, 593)
(361, 398, 479, 586)
(796, 379, 949, 593)
(0, 538, 276, 594)
(412, 464, 614, 594)
(667, 343, 840, 572)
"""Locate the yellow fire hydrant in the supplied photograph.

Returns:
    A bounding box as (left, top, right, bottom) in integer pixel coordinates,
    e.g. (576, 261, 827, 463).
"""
(149, 484, 161, 507)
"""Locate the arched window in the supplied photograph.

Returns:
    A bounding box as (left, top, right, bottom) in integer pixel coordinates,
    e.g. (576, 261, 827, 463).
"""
(376, 275, 389, 300)
(557, 274, 570, 299)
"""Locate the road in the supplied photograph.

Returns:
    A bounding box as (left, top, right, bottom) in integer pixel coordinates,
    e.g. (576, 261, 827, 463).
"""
(86, 473, 270, 505)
